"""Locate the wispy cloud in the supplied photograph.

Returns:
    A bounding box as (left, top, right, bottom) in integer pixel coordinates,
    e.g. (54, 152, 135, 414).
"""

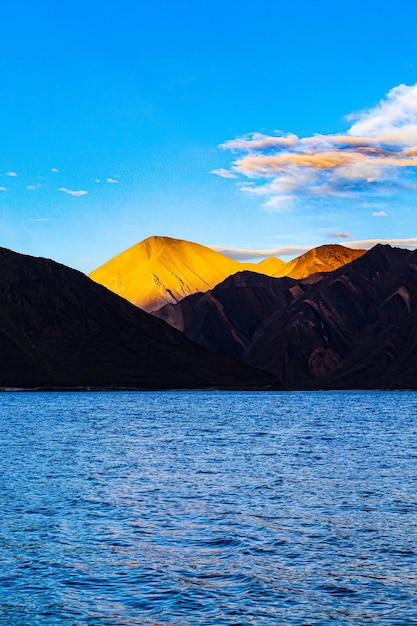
(210, 168, 238, 179)
(6, 171, 17, 177)
(328, 232, 351, 239)
(209, 238, 417, 260)
(59, 187, 88, 197)
(209, 244, 309, 260)
(0, 186, 7, 191)
(348, 238, 417, 249)
(216, 83, 417, 209)
(24, 217, 51, 222)
(106, 178, 118, 184)
(51, 168, 58, 173)
(373, 210, 388, 216)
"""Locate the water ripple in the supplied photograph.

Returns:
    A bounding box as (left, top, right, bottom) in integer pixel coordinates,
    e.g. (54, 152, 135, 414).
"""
(0, 390, 417, 624)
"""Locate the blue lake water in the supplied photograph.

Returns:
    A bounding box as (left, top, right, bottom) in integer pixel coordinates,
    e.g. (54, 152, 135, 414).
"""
(0, 391, 417, 625)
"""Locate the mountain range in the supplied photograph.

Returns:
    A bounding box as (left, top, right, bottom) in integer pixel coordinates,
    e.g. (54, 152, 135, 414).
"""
(1, 237, 416, 390)
(0, 247, 276, 390)
(154, 244, 417, 389)
(88, 235, 365, 312)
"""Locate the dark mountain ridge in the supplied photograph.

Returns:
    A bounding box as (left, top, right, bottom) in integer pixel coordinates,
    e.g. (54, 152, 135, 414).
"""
(154, 245, 417, 389)
(0, 247, 278, 390)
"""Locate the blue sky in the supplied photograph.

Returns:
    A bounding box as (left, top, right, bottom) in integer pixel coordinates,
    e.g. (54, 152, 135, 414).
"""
(1, 0, 417, 271)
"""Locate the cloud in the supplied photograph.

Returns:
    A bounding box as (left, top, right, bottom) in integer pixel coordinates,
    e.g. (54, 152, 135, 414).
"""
(219, 83, 417, 209)
(95, 179, 101, 183)
(106, 178, 118, 184)
(209, 244, 309, 260)
(373, 211, 388, 216)
(6, 171, 17, 177)
(51, 168, 58, 173)
(27, 184, 41, 190)
(210, 168, 238, 179)
(347, 83, 417, 143)
(328, 232, 352, 239)
(209, 238, 417, 260)
(59, 187, 88, 197)
(24, 217, 51, 222)
(0, 186, 6, 191)
(347, 238, 417, 249)
(221, 133, 299, 151)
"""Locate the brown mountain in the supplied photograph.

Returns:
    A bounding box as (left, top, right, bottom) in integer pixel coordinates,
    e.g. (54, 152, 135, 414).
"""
(88, 236, 364, 312)
(154, 245, 417, 390)
(280, 244, 366, 279)
(0, 247, 277, 390)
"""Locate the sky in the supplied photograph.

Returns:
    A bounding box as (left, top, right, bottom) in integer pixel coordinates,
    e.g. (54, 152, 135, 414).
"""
(1, 0, 417, 271)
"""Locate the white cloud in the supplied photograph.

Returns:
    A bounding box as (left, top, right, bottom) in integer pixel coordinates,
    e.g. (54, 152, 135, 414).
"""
(347, 83, 417, 143)
(0, 186, 7, 191)
(219, 83, 417, 209)
(263, 195, 295, 211)
(24, 217, 51, 222)
(6, 171, 17, 177)
(106, 178, 118, 184)
(209, 244, 310, 260)
(59, 187, 88, 197)
(210, 238, 417, 260)
(95, 179, 101, 183)
(27, 184, 40, 190)
(373, 211, 388, 216)
(348, 238, 417, 249)
(210, 168, 238, 179)
(222, 133, 299, 151)
(51, 168, 58, 173)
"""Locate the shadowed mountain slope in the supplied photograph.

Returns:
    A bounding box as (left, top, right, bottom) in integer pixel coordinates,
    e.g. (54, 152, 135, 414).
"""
(154, 245, 417, 390)
(89, 236, 364, 312)
(0, 247, 278, 389)
(153, 272, 317, 362)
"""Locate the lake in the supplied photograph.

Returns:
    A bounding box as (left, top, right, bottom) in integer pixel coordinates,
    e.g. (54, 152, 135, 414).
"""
(0, 391, 417, 624)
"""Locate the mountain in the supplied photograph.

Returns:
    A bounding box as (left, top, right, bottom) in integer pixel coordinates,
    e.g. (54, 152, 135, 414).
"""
(88, 236, 365, 312)
(279, 244, 366, 279)
(153, 271, 311, 361)
(89, 236, 244, 312)
(0, 247, 277, 390)
(154, 245, 417, 390)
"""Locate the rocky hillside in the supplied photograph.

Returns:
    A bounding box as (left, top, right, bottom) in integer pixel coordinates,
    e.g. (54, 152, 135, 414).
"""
(89, 236, 364, 311)
(0, 247, 277, 390)
(154, 245, 417, 389)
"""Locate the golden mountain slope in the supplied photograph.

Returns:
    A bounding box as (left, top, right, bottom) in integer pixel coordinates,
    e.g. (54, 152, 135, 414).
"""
(248, 256, 287, 275)
(89, 236, 365, 312)
(89, 236, 245, 312)
(280, 244, 366, 279)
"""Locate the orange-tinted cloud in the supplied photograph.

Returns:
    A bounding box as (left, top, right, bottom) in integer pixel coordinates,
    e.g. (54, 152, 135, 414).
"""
(215, 83, 417, 209)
